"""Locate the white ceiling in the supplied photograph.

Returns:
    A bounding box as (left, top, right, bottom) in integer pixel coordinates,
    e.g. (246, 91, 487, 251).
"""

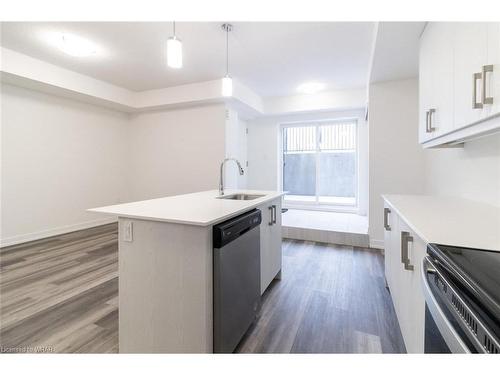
(0, 22, 376, 97)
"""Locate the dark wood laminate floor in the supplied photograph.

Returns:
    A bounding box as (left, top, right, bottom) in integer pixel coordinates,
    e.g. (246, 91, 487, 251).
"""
(0, 224, 405, 353)
(236, 240, 406, 353)
(0, 224, 119, 353)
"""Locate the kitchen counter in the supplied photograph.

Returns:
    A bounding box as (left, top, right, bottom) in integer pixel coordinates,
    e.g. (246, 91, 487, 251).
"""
(89, 189, 285, 226)
(382, 194, 500, 252)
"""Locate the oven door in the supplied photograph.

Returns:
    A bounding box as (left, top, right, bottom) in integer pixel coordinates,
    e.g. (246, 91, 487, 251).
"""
(421, 257, 472, 353)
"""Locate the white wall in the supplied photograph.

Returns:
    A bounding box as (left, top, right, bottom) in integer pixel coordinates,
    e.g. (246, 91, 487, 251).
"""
(245, 117, 280, 191)
(368, 79, 426, 247)
(126, 104, 226, 201)
(0, 83, 129, 246)
(424, 133, 500, 207)
(224, 108, 248, 190)
(246, 109, 369, 215)
(264, 88, 367, 115)
(0, 84, 234, 245)
(237, 118, 248, 189)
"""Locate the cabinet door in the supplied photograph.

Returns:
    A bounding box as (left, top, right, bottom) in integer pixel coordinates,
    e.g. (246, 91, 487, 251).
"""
(259, 198, 283, 295)
(269, 198, 282, 282)
(483, 22, 500, 118)
(454, 23, 489, 129)
(419, 23, 455, 143)
(383, 203, 397, 290)
(421, 23, 455, 141)
(407, 234, 426, 353)
(259, 203, 272, 295)
(419, 24, 434, 143)
(397, 219, 426, 353)
(389, 214, 406, 337)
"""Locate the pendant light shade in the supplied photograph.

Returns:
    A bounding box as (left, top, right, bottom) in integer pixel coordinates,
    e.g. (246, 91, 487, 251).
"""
(221, 23, 233, 97)
(167, 22, 182, 69)
(222, 75, 233, 97)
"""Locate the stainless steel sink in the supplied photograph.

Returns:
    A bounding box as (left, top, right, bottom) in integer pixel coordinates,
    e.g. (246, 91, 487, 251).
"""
(216, 194, 265, 201)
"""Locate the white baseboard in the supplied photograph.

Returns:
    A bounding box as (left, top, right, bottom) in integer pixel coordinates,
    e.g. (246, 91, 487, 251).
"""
(0, 217, 118, 248)
(370, 239, 385, 250)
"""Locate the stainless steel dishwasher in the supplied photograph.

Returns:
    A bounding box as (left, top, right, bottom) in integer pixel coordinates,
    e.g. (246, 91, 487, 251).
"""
(213, 209, 262, 353)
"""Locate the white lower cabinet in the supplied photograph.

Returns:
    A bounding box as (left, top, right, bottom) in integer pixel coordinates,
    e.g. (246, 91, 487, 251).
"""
(258, 197, 282, 295)
(383, 203, 398, 290)
(383, 202, 426, 353)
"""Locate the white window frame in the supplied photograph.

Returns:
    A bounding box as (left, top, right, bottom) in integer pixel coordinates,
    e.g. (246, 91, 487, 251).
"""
(279, 118, 359, 213)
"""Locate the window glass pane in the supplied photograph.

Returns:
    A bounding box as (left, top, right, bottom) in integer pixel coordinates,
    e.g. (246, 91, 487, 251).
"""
(282, 121, 357, 207)
(318, 122, 356, 205)
(283, 126, 316, 200)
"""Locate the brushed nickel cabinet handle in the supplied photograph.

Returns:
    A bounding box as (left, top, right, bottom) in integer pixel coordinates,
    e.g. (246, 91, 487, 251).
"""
(425, 110, 430, 133)
(482, 65, 494, 105)
(272, 205, 277, 224)
(401, 231, 414, 271)
(473, 72, 484, 109)
(428, 108, 436, 132)
(268, 206, 273, 226)
(384, 207, 391, 231)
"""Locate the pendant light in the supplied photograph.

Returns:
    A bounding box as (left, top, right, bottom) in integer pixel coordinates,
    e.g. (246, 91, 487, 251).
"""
(167, 21, 183, 69)
(221, 23, 233, 97)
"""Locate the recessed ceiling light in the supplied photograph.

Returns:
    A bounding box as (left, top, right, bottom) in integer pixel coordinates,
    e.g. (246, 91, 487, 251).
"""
(46, 32, 99, 57)
(297, 82, 326, 95)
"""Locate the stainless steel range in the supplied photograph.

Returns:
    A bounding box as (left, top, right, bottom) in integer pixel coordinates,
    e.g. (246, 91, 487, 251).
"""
(422, 243, 500, 353)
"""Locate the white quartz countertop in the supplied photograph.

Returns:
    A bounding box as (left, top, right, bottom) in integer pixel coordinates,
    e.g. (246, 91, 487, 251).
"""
(89, 190, 285, 227)
(382, 194, 500, 252)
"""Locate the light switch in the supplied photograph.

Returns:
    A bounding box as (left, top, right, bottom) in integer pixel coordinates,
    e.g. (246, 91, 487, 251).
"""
(123, 221, 133, 242)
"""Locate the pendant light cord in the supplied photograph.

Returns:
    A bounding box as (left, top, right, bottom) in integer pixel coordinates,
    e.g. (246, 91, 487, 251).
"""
(225, 27, 229, 75)
(173, 21, 176, 37)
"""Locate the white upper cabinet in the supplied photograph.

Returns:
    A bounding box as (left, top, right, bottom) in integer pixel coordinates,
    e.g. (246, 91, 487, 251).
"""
(419, 22, 500, 148)
(453, 23, 488, 129)
(419, 23, 454, 143)
(484, 22, 500, 118)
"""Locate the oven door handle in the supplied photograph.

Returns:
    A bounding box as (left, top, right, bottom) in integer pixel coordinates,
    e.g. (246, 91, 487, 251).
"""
(421, 257, 470, 353)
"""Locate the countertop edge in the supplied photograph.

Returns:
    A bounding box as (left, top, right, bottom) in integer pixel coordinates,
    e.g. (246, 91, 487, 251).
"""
(88, 191, 286, 227)
(382, 194, 500, 252)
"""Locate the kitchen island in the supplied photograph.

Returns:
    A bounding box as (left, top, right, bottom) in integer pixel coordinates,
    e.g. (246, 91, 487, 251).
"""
(89, 189, 284, 353)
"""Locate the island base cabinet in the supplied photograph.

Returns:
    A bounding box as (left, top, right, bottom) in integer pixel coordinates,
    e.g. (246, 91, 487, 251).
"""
(118, 219, 213, 353)
(383, 202, 426, 353)
(259, 198, 283, 295)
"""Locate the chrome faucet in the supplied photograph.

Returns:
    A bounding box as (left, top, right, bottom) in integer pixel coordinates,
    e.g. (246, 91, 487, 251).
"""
(219, 158, 244, 196)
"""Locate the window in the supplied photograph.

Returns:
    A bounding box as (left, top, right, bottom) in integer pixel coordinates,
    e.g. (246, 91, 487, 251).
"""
(282, 120, 357, 208)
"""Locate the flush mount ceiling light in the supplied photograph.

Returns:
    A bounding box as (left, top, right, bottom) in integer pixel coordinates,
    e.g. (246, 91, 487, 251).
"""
(221, 23, 233, 97)
(297, 82, 326, 95)
(167, 21, 183, 69)
(47, 32, 99, 57)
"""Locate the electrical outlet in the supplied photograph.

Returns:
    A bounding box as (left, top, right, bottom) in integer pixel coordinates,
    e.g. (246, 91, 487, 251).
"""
(123, 221, 133, 242)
